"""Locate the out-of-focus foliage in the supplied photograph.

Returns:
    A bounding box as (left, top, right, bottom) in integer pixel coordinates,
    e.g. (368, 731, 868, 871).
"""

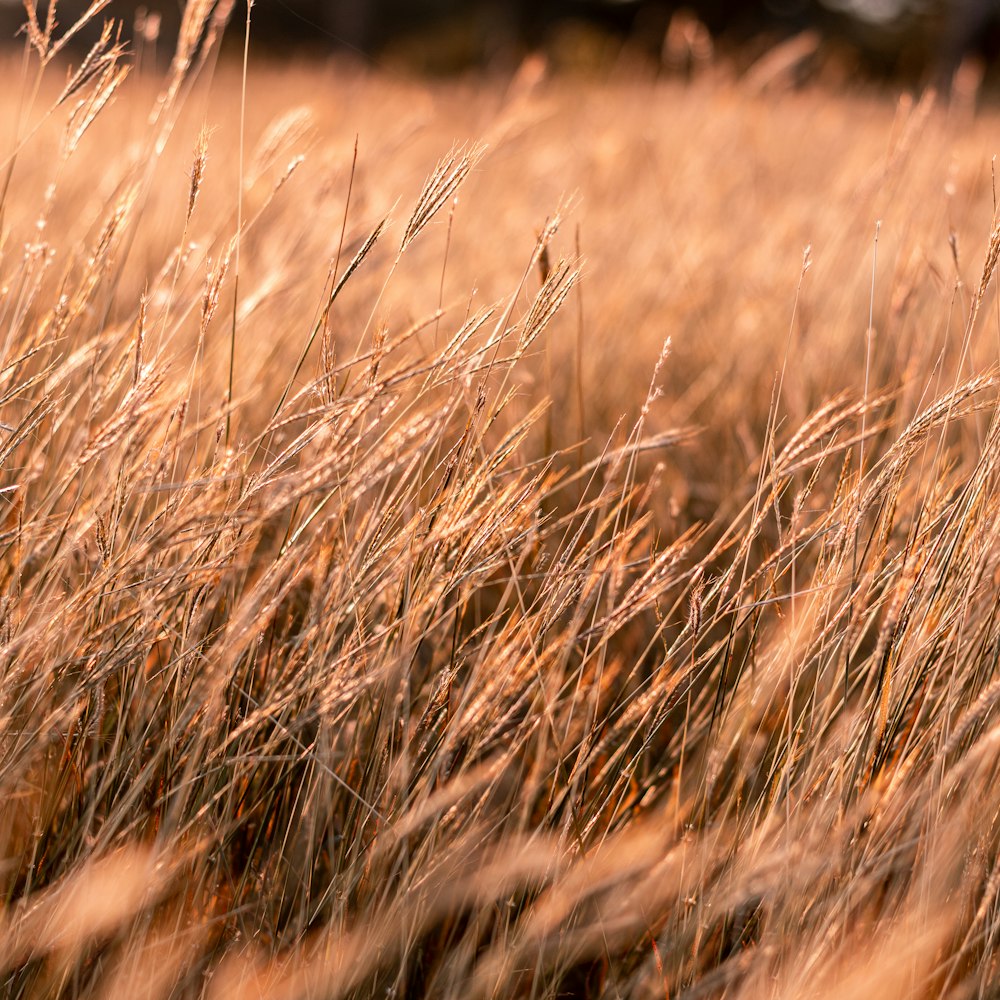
(0, 0, 996, 80)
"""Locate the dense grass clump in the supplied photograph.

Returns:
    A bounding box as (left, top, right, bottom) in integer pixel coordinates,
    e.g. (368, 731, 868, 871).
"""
(3, 4, 1000, 998)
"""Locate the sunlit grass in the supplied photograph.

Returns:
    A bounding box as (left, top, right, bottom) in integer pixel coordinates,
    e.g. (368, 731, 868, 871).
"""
(1, 5, 1000, 998)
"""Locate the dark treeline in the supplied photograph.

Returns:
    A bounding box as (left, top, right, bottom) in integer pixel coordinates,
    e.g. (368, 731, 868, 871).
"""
(3, 0, 998, 81)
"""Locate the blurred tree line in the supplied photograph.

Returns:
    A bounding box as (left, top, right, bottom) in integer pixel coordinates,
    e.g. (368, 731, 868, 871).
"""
(1, 0, 996, 82)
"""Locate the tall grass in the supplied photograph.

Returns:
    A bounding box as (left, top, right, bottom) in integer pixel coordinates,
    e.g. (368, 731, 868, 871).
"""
(2, 5, 1000, 998)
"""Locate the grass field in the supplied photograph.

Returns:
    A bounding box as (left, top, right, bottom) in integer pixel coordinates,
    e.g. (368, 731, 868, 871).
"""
(4, 3, 1000, 997)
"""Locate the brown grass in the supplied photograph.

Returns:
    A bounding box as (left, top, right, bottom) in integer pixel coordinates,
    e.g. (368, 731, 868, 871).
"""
(2, 5, 1000, 998)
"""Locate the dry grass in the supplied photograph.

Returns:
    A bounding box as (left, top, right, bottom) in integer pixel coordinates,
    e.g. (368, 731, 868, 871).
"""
(3, 5, 1000, 998)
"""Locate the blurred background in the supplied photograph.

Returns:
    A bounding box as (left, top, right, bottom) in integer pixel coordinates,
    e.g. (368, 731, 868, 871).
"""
(0, 0, 997, 87)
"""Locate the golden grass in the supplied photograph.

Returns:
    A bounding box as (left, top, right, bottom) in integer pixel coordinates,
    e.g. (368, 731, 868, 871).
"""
(3, 5, 1000, 997)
